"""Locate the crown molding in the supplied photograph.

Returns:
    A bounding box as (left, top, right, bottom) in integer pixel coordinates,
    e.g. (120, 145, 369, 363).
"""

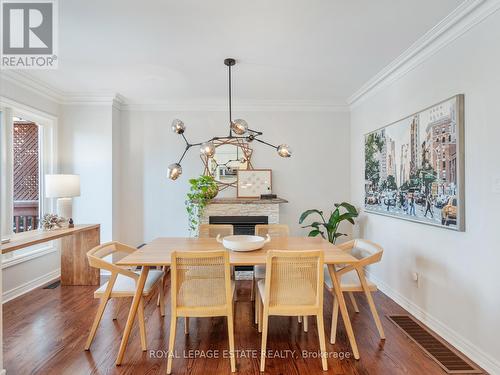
(120, 100, 349, 112)
(348, 0, 500, 108)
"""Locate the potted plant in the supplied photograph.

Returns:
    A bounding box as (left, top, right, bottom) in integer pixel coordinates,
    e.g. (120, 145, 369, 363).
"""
(185, 175, 218, 235)
(299, 202, 358, 244)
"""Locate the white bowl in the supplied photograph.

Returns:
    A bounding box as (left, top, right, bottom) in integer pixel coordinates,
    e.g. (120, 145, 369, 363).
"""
(217, 234, 271, 252)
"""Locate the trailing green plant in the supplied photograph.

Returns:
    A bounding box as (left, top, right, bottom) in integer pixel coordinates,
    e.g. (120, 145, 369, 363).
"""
(185, 175, 218, 235)
(299, 202, 358, 244)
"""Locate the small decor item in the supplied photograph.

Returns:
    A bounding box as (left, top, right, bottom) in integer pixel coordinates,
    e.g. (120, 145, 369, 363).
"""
(217, 234, 271, 252)
(40, 213, 65, 231)
(260, 194, 277, 199)
(364, 95, 464, 231)
(237, 169, 272, 198)
(299, 202, 358, 244)
(167, 58, 291, 182)
(185, 175, 218, 234)
(45, 174, 81, 226)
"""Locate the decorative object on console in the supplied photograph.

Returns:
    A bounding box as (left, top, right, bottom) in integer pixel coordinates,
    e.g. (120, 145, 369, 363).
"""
(185, 175, 219, 234)
(167, 58, 292, 182)
(299, 202, 358, 244)
(40, 213, 65, 231)
(364, 94, 464, 231)
(237, 169, 272, 198)
(45, 174, 80, 226)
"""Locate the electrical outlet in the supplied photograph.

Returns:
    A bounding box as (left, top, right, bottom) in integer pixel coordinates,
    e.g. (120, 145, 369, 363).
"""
(411, 272, 419, 284)
(492, 175, 500, 194)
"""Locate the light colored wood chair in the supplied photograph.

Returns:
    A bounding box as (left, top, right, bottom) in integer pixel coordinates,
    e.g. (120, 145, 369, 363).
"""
(324, 239, 385, 344)
(85, 241, 165, 351)
(198, 224, 234, 238)
(253, 224, 289, 324)
(167, 250, 236, 374)
(257, 250, 327, 372)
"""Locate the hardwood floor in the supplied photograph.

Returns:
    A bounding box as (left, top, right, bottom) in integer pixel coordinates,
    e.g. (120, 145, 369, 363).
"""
(3, 277, 481, 375)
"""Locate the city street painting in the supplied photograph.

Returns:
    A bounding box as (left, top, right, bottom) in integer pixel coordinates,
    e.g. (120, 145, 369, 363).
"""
(364, 95, 465, 231)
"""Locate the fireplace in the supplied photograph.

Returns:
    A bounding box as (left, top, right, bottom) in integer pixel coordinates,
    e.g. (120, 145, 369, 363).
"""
(209, 216, 268, 235)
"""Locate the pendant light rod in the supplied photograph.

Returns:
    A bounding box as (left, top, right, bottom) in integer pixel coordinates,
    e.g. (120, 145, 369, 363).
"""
(224, 58, 236, 137)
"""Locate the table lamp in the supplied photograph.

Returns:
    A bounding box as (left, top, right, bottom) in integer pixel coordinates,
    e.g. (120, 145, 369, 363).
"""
(45, 174, 80, 227)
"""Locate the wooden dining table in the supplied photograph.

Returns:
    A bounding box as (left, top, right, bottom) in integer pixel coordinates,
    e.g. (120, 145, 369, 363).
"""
(115, 236, 364, 365)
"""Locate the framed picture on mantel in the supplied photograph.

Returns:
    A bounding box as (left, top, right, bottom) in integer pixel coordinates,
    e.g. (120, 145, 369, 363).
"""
(364, 94, 465, 231)
(237, 169, 272, 198)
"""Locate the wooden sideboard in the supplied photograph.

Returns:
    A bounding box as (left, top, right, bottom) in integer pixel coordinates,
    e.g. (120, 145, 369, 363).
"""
(1, 224, 100, 286)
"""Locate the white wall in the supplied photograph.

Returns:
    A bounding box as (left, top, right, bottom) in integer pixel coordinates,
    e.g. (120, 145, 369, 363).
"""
(59, 104, 114, 242)
(118, 110, 351, 246)
(350, 10, 500, 373)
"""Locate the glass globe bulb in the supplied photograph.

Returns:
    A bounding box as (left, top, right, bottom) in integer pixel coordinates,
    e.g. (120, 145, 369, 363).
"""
(231, 119, 248, 135)
(167, 163, 182, 180)
(200, 141, 215, 157)
(171, 119, 185, 134)
(277, 144, 292, 158)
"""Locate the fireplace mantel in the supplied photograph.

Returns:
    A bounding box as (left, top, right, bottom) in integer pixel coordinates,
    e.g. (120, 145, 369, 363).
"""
(200, 197, 287, 225)
(207, 197, 288, 205)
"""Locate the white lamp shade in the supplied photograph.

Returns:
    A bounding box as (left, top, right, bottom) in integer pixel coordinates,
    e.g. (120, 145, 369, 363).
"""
(45, 174, 81, 198)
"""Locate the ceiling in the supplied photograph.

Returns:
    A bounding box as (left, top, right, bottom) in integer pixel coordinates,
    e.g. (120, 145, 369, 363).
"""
(24, 0, 464, 105)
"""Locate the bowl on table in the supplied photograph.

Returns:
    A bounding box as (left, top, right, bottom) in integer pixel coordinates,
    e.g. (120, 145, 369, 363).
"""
(216, 234, 271, 252)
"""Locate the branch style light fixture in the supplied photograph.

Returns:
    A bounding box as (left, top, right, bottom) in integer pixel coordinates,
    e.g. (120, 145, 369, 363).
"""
(167, 58, 292, 180)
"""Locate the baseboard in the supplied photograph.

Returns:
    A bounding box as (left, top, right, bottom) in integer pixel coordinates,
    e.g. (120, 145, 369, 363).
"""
(366, 271, 500, 375)
(2, 269, 60, 304)
(1, 369, 6, 375)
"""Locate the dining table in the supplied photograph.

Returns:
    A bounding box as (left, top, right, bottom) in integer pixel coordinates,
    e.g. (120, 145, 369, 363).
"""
(115, 236, 367, 365)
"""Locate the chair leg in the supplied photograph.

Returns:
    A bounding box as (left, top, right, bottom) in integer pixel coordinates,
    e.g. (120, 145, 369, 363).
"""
(298, 316, 302, 323)
(259, 309, 269, 372)
(330, 295, 339, 344)
(250, 272, 255, 302)
(256, 295, 264, 333)
(184, 317, 189, 335)
(254, 292, 259, 325)
(303, 316, 308, 332)
(316, 314, 328, 371)
(137, 298, 147, 351)
(167, 316, 177, 375)
(227, 312, 236, 372)
(356, 268, 385, 340)
(158, 283, 165, 317)
(84, 296, 110, 350)
(348, 292, 359, 313)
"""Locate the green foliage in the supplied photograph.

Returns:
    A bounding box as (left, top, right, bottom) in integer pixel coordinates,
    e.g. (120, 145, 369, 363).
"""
(299, 202, 358, 244)
(365, 133, 383, 187)
(185, 175, 218, 235)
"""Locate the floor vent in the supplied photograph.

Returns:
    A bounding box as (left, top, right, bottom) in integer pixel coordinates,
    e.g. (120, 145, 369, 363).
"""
(43, 280, 61, 289)
(387, 315, 482, 374)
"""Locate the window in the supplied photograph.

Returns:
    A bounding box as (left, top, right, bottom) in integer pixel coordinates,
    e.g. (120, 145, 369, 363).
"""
(13, 119, 40, 233)
(0, 99, 57, 240)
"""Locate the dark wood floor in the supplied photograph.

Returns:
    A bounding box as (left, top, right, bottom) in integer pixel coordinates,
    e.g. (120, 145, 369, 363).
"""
(3, 277, 481, 375)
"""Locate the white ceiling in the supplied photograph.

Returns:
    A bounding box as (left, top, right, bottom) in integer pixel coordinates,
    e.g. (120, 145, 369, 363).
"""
(25, 0, 464, 105)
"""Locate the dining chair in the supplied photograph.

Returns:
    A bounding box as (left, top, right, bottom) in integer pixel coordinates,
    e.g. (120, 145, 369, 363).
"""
(85, 241, 165, 351)
(167, 250, 236, 374)
(324, 239, 385, 344)
(257, 250, 327, 372)
(253, 224, 289, 324)
(198, 224, 234, 238)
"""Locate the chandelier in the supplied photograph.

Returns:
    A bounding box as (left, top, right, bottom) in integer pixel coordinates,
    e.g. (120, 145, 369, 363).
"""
(167, 58, 292, 180)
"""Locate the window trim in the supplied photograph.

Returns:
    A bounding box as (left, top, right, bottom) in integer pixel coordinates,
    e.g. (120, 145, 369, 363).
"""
(0, 97, 58, 262)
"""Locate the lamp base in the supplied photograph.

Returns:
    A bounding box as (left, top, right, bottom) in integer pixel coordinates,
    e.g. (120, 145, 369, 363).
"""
(57, 198, 73, 226)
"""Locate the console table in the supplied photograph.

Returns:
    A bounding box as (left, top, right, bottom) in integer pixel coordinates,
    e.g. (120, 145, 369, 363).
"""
(1, 224, 100, 286)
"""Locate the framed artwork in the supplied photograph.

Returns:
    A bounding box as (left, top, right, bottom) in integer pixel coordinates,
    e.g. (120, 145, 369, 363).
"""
(237, 169, 272, 198)
(364, 94, 465, 231)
